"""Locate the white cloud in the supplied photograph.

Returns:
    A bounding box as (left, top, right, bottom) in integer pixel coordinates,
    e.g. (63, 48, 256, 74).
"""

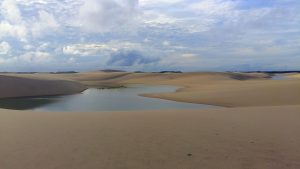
(19, 51, 53, 63)
(67, 57, 76, 63)
(181, 53, 198, 59)
(0, 50, 53, 66)
(140, 0, 183, 7)
(63, 44, 112, 56)
(63, 41, 141, 56)
(1, 0, 22, 23)
(188, 0, 236, 16)
(162, 40, 170, 46)
(0, 0, 28, 41)
(23, 44, 33, 50)
(16, 0, 49, 6)
(142, 10, 177, 25)
(0, 21, 27, 40)
(0, 41, 11, 55)
(31, 10, 60, 37)
(0, 0, 299, 71)
(76, 0, 139, 33)
(0, 0, 60, 40)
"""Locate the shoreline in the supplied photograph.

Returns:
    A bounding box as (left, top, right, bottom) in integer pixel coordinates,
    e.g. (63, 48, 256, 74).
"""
(1, 72, 300, 108)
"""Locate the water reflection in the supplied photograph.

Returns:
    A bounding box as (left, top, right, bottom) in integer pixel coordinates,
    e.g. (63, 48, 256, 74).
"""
(0, 85, 217, 112)
(0, 98, 59, 110)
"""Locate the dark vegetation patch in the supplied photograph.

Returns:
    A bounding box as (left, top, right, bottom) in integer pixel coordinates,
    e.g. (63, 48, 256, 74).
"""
(100, 69, 127, 72)
(229, 73, 271, 81)
(242, 71, 300, 74)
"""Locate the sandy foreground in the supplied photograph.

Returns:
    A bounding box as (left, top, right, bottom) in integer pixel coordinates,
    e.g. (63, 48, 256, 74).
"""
(1, 106, 300, 169)
(0, 72, 300, 168)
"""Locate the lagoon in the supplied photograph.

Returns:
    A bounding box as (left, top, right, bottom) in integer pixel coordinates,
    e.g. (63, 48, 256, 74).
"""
(0, 85, 216, 112)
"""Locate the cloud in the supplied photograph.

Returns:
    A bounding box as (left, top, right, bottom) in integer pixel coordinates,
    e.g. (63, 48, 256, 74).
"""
(162, 40, 170, 46)
(62, 41, 142, 56)
(0, 0, 60, 40)
(19, 51, 53, 63)
(31, 10, 60, 37)
(142, 10, 177, 25)
(140, 0, 183, 7)
(188, 0, 236, 16)
(0, 0, 300, 71)
(0, 41, 11, 55)
(1, 0, 22, 23)
(0, 51, 53, 67)
(63, 44, 111, 56)
(0, 0, 28, 41)
(76, 0, 139, 33)
(0, 21, 27, 40)
(107, 50, 159, 66)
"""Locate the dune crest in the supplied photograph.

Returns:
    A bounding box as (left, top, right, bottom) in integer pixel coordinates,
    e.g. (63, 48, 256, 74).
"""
(0, 75, 87, 99)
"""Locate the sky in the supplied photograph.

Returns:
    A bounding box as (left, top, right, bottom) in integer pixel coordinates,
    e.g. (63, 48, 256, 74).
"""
(0, 0, 299, 72)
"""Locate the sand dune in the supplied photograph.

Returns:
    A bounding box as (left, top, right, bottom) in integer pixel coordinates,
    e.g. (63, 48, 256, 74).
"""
(0, 72, 300, 168)
(0, 75, 86, 98)
(1, 72, 299, 107)
(23, 71, 298, 107)
(141, 79, 300, 107)
(1, 106, 300, 169)
(287, 73, 300, 79)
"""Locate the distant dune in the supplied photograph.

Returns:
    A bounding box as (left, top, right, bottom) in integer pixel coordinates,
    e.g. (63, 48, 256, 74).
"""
(287, 73, 300, 79)
(48, 71, 300, 107)
(1, 72, 300, 107)
(0, 75, 86, 98)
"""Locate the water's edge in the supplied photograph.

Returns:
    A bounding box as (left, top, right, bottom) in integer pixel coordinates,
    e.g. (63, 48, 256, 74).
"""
(0, 84, 218, 112)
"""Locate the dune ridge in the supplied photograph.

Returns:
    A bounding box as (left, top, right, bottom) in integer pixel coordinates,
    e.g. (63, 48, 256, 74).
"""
(0, 75, 87, 99)
(1, 72, 300, 107)
(32, 71, 299, 108)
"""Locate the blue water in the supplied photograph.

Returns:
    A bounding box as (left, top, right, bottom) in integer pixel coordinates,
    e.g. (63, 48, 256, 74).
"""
(0, 85, 217, 112)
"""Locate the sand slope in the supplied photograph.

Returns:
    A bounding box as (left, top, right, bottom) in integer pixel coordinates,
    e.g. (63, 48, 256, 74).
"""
(1, 72, 300, 107)
(0, 75, 87, 98)
(1, 106, 300, 169)
(141, 79, 300, 107)
(33, 71, 300, 107)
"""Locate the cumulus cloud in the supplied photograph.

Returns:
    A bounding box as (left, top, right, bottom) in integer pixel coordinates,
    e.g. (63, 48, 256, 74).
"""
(76, 0, 139, 33)
(0, 0, 300, 71)
(107, 50, 159, 66)
(0, 0, 28, 40)
(0, 41, 11, 55)
(0, 51, 53, 67)
(1, 0, 22, 23)
(63, 44, 111, 56)
(63, 41, 142, 56)
(0, 21, 27, 40)
(0, 0, 60, 40)
(31, 10, 60, 37)
(19, 51, 53, 63)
